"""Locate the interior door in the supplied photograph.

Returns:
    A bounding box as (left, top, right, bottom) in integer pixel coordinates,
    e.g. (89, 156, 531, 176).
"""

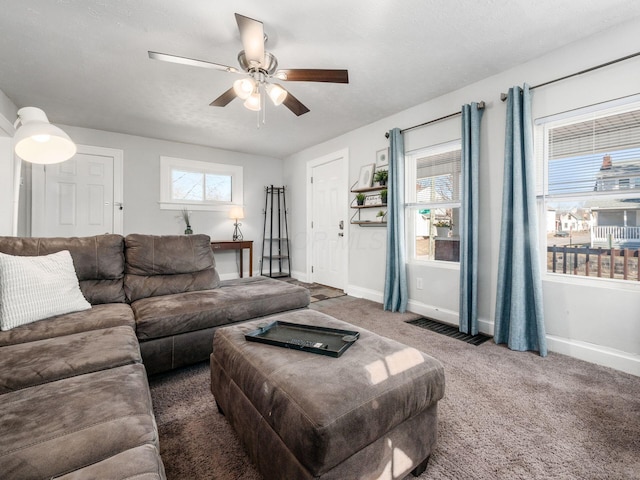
(32, 146, 123, 237)
(311, 156, 346, 289)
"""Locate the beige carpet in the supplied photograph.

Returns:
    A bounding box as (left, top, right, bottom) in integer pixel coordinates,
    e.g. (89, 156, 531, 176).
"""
(149, 297, 640, 479)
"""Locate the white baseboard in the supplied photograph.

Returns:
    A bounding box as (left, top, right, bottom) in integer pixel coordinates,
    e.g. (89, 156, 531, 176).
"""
(345, 285, 383, 303)
(290, 270, 308, 282)
(407, 298, 639, 375)
(218, 271, 253, 281)
(546, 335, 640, 376)
(406, 299, 494, 336)
(218, 272, 237, 281)
(220, 270, 308, 282)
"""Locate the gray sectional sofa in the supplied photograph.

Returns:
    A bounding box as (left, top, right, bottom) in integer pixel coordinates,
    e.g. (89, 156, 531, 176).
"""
(0, 233, 310, 479)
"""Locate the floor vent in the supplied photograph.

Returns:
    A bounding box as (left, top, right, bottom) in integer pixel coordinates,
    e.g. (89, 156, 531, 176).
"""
(406, 318, 491, 346)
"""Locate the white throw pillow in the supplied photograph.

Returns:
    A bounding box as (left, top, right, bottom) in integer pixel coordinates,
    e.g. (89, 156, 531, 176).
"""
(0, 250, 91, 331)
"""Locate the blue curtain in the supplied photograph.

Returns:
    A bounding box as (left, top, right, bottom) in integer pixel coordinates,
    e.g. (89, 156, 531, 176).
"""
(495, 85, 547, 356)
(459, 103, 483, 335)
(383, 128, 408, 312)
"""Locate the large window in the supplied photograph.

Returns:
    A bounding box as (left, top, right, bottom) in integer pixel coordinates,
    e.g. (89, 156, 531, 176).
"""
(536, 97, 640, 282)
(160, 156, 243, 211)
(406, 140, 461, 262)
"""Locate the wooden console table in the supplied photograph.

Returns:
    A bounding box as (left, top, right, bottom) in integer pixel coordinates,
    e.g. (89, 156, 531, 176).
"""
(211, 240, 253, 278)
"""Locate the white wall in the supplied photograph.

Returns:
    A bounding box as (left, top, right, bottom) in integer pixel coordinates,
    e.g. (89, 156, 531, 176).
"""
(37, 125, 284, 278)
(0, 88, 17, 236)
(0, 136, 14, 235)
(284, 17, 640, 375)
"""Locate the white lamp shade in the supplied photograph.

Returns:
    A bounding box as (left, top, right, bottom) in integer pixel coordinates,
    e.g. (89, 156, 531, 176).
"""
(266, 83, 288, 106)
(13, 107, 76, 164)
(229, 206, 245, 220)
(243, 92, 261, 111)
(233, 78, 256, 100)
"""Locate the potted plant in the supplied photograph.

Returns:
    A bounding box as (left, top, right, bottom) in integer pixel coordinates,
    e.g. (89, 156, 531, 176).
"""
(374, 169, 388, 187)
(356, 192, 366, 206)
(376, 210, 386, 222)
(181, 208, 193, 234)
(434, 220, 450, 237)
(380, 189, 388, 205)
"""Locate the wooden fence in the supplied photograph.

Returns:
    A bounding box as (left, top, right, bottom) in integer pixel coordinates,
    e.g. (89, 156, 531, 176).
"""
(547, 245, 640, 281)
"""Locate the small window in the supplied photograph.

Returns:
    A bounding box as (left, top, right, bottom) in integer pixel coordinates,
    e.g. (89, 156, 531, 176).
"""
(406, 140, 462, 262)
(536, 97, 640, 282)
(160, 156, 243, 211)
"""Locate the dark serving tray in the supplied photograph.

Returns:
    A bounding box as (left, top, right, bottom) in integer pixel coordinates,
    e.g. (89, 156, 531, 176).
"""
(245, 321, 360, 357)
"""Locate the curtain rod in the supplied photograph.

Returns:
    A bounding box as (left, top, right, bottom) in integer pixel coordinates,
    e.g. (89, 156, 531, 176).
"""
(384, 101, 485, 138)
(500, 50, 640, 101)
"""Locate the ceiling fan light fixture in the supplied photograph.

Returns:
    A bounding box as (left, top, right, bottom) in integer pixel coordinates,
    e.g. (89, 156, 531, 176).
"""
(233, 77, 255, 100)
(266, 83, 287, 106)
(244, 91, 261, 111)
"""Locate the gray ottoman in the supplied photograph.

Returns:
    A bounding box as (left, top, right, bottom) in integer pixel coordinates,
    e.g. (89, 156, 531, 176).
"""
(210, 309, 445, 480)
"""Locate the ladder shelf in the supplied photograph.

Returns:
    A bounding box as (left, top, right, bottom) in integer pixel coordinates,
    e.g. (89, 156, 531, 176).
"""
(260, 185, 291, 278)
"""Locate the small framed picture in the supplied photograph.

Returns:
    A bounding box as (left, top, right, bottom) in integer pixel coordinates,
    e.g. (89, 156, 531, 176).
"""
(376, 148, 389, 167)
(365, 194, 381, 206)
(357, 163, 375, 190)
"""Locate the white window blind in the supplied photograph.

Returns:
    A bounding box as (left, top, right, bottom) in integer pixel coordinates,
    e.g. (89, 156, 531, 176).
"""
(415, 148, 461, 205)
(543, 103, 640, 197)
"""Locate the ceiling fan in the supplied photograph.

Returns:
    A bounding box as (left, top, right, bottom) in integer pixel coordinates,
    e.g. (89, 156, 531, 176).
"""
(148, 13, 349, 117)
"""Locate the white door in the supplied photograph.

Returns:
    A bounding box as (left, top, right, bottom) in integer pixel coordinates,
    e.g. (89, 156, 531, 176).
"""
(310, 151, 347, 289)
(32, 145, 123, 237)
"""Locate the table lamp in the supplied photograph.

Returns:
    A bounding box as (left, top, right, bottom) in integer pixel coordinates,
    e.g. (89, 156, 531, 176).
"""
(229, 206, 244, 241)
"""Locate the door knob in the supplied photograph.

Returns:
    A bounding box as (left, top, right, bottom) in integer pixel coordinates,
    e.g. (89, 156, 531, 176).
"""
(338, 232, 344, 237)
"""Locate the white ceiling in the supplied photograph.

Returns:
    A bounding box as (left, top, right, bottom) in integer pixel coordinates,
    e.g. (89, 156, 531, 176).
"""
(2, 0, 640, 158)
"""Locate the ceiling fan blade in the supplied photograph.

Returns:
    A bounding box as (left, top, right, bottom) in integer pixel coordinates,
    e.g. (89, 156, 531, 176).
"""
(148, 51, 238, 73)
(282, 90, 310, 116)
(235, 13, 265, 67)
(275, 69, 349, 83)
(210, 87, 237, 107)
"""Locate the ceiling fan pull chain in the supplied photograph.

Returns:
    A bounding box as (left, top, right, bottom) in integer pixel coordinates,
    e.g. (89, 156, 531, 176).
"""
(262, 84, 267, 125)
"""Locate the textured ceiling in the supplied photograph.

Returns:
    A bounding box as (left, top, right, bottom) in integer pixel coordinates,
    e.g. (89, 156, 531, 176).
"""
(1, 0, 640, 158)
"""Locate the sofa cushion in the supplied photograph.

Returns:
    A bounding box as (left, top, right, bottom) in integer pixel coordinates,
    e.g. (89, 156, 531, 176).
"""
(0, 250, 91, 331)
(132, 276, 310, 340)
(0, 234, 126, 305)
(53, 444, 165, 480)
(0, 303, 135, 347)
(0, 326, 141, 394)
(124, 234, 220, 302)
(0, 363, 159, 480)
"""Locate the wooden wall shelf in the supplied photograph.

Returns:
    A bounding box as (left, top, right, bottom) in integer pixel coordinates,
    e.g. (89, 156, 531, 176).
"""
(350, 183, 387, 226)
(351, 220, 387, 227)
(352, 204, 387, 209)
(351, 185, 387, 193)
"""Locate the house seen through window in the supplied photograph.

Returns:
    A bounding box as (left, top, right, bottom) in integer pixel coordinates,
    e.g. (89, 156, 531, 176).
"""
(406, 140, 461, 262)
(536, 97, 640, 281)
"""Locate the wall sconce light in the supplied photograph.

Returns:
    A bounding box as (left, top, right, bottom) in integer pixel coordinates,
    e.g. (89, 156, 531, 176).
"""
(229, 205, 245, 241)
(13, 107, 76, 164)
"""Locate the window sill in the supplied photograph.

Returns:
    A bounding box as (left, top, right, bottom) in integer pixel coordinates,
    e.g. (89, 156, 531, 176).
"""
(410, 259, 460, 270)
(543, 271, 640, 292)
(158, 201, 235, 212)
